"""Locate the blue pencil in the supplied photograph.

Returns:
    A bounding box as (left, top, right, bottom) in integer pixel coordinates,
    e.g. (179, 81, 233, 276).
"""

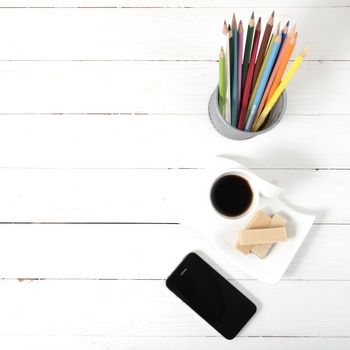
(244, 34, 282, 131)
(281, 20, 289, 47)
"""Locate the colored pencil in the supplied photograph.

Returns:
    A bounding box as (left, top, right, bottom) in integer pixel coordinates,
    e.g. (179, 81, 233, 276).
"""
(277, 23, 294, 60)
(252, 31, 296, 128)
(246, 22, 280, 121)
(267, 31, 297, 102)
(225, 27, 232, 123)
(222, 20, 228, 34)
(251, 11, 274, 90)
(241, 12, 254, 94)
(218, 47, 226, 115)
(229, 23, 233, 93)
(237, 17, 261, 130)
(222, 20, 228, 46)
(254, 48, 308, 131)
(217, 12, 304, 133)
(221, 20, 228, 119)
(281, 20, 289, 46)
(264, 20, 280, 57)
(244, 34, 282, 131)
(231, 13, 238, 127)
(237, 20, 243, 116)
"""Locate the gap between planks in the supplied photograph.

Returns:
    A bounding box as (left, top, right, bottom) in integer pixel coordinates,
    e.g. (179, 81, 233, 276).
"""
(0, 113, 349, 116)
(0, 6, 348, 9)
(0, 221, 347, 225)
(0, 167, 347, 170)
(0, 59, 343, 62)
(6, 278, 350, 282)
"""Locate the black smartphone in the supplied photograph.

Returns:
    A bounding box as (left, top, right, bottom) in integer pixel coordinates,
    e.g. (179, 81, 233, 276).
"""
(166, 252, 257, 339)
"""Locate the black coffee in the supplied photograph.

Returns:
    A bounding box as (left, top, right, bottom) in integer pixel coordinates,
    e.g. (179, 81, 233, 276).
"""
(210, 175, 253, 217)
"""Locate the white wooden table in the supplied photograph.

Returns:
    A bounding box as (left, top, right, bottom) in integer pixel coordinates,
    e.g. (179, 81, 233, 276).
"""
(0, 0, 349, 349)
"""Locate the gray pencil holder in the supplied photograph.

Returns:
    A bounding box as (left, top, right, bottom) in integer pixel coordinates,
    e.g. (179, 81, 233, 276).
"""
(208, 87, 287, 140)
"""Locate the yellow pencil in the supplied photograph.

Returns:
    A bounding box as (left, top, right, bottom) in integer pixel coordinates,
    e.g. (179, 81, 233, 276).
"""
(253, 48, 308, 131)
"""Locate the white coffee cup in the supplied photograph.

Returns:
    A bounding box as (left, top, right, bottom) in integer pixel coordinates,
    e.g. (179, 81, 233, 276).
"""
(209, 169, 259, 220)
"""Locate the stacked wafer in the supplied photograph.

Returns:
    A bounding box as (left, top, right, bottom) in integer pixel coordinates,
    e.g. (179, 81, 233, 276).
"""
(235, 211, 287, 258)
(218, 11, 307, 132)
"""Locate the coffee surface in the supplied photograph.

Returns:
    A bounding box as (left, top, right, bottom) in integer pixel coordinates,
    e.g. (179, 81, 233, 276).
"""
(211, 175, 253, 217)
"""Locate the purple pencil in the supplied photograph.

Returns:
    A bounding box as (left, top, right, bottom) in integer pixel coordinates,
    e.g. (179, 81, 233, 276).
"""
(237, 20, 243, 117)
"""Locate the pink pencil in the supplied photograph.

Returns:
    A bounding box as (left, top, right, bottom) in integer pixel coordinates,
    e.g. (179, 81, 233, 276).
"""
(237, 20, 243, 116)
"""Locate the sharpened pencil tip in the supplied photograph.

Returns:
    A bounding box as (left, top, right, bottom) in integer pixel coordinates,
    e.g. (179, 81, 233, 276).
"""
(286, 20, 290, 27)
(276, 21, 281, 33)
(251, 11, 254, 19)
(222, 20, 228, 34)
(231, 13, 237, 29)
(256, 17, 262, 30)
(268, 11, 275, 25)
(301, 48, 308, 57)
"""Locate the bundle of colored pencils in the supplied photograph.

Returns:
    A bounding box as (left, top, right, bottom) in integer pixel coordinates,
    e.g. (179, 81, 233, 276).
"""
(218, 12, 307, 132)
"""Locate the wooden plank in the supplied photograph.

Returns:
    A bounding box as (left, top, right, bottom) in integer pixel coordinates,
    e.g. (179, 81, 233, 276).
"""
(0, 168, 348, 224)
(0, 279, 349, 336)
(0, 61, 347, 115)
(0, 8, 345, 60)
(0, 336, 348, 350)
(0, 114, 348, 169)
(0, 0, 347, 7)
(0, 223, 347, 281)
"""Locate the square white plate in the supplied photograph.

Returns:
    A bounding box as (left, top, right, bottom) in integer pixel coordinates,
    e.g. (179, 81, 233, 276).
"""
(179, 156, 315, 284)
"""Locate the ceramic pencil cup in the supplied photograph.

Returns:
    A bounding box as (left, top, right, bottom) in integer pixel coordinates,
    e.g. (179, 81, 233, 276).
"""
(208, 86, 287, 140)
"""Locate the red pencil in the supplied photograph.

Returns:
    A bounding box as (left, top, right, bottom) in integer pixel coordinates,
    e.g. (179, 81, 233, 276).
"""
(237, 18, 261, 130)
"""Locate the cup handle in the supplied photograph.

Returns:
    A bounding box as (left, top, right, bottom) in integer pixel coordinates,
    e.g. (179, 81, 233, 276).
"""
(214, 156, 284, 198)
(249, 173, 284, 198)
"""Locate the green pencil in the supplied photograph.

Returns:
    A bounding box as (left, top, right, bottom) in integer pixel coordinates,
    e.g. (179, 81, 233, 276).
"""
(218, 47, 226, 115)
(242, 12, 255, 93)
(231, 13, 238, 127)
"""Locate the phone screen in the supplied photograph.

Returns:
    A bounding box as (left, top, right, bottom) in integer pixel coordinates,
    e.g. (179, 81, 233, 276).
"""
(166, 252, 256, 339)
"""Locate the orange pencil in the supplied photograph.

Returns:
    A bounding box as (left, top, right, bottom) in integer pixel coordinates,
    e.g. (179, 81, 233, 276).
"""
(253, 31, 296, 124)
(267, 31, 297, 102)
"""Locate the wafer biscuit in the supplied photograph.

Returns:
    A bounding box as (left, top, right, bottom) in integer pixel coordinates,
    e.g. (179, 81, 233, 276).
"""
(246, 211, 272, 229)
(235, 240, 254, 255)
(235, 211, 271, 254)
(239, 226, 287, 245)
(251, 214, 287, 258)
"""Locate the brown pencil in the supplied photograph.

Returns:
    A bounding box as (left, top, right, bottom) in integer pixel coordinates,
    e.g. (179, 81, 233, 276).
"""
(251, 11, 274, 90)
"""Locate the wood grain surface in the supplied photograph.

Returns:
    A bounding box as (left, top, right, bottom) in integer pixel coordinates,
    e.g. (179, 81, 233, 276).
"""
(0, 1, 349, 349)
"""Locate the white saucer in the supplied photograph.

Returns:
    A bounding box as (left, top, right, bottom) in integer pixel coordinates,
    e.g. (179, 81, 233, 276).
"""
(179, 156, 315, 284)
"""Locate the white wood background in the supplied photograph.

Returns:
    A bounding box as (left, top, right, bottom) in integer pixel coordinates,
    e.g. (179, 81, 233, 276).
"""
(0, 0, 349, 348)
